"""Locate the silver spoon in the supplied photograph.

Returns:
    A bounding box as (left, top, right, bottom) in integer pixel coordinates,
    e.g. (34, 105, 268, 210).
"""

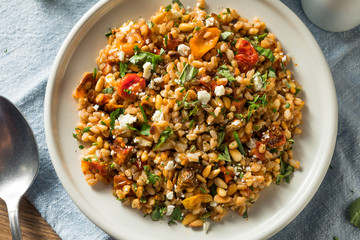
(0, 96, 39, 240)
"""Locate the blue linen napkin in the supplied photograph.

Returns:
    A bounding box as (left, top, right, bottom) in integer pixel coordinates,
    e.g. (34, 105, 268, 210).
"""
(0, 0, 359, 239)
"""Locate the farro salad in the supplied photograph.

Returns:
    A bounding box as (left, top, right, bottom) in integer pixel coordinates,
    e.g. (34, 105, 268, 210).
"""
(72, 0, 304, 231)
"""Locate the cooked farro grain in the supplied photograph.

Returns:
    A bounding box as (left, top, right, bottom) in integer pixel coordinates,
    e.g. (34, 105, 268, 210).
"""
(72, 0, 304, 231)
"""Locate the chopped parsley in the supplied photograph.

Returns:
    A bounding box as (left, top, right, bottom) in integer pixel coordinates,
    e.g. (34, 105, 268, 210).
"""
(129, 49, 163, 70)
(93, 68, 97, 79)
(194, 26, 201, 31)
(247, 95, 261, 121)
(253, 33, 267, 43)
(164, 34, 168, 47)
(253, 45, 275, 62)
(199, 187, 207, 193)
(83, 126, 91, 133)
(176, 63, 199, 86)
(139, 105, 147, 122)
(285, 103, 290, 108)
(172, 0, 184, 9)
(154, 127, 173, 149)
(276, 159, 294, 184)
(126, 124, 138, 131)
(146, 20, 154, 29)
(123, 89, 132, 94)
(268, 66, 276, 78)
(218, 65, 236, 82)
(220, 31, 232, 41)
(159, 48, 166, 56)
(295, 87, 301, 96)
(78, 145, 84, 150)
(151, 204, 167, 221)
(140, 123, 151, 136)
(217, 145, 231, 162)
(102, 87, 114, 94)
(170, 206, 183, 222)
(164, 4, 172, 12)
(145, 168, 160, 185)
(105, 28, 113, 37)
(119, 62, 127, 78)
(243, 210, 248, 218)
(110, 108, 124, 134)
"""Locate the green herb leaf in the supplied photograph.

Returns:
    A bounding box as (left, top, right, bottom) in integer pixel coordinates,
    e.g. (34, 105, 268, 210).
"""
(102, 87, 114, 94)
(93, 68, 97, 79)
(151, 204, 166, 221)
(253, 33, 267, 43)
(126, 124, 138, 131)
(176, 63, 199, 86)
(105, 29, 113, 37)
(119, 62, 127, 78)
(247, 95, 260, 121)
(154, 127, 173, 149)
(217, 145, 231, 162)
(172, 0, 184, 9)
(140, 123, 151, 136)
(233, 131, 246, 155)
(276, 159, 294, 184)
(285, 103, 290, 109)
(171, 207, 183, 221)
(139, 105, 147, 122)
(295, 87, 301, 96)
(165, 4, 172, 12)
(129, 50, 163, 70)
(217, 129, 225, 146)
(260, 94, 268, 107)
(78, 145, 84, 150)
(147, 20, 154, 29)
(160, 48, 166, 56)
(253, 45, 275, 62)
(272, 108, 277, 113)
(200, 212, 211, 221)
(194, 26, 201, 31)
(218, 65, 236, 82)
(349, 197, 360, 228)
(110, 108, 124, 134)
(83, 126, 91, 133)
(243, 210, 248, 218)
(220, 31, 232, 41)
(268, 66, 276, 78)
(146, 170, 160, 184)
(164, 34, 168, 47)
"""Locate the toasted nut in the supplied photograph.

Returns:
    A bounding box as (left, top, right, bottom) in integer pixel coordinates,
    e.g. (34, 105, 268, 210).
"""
(155, 95, 163, 110)
(214, 177, 228, 189)
(223, 96, 231, 109)
(229, 149, 243, 162)
(182, 213, 198, 225)
(153, 13, 165, 24)
(189, 219, 204, 228)
(179, 23, 194, 32)
(214, 194, 232, 204)
(94, 76, 104, 92)
(202, 165, 212, 178)
(217, 187, 227, 197)
(227, 183, 237, 196)
(208, 169, 221, 179)
(196, 174, 207, 183)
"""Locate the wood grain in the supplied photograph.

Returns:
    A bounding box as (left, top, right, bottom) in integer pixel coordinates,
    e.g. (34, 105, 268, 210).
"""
(0, 197, 60, 240)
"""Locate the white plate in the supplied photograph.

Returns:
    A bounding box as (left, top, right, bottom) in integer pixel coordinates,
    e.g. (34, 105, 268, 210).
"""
(45, 0, 338, 239)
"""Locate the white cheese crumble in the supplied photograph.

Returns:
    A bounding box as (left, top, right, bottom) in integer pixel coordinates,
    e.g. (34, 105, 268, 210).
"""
(209, 201, 218, 207)
(282, 55, 287, 62)
(232, 119, 242, 127)
(152, 110, 164, 122)
(174, 153, 181, 163)
(166, 205, 175, 216)
(177, 44, 191, 57)
(214, 85, 225, 96)
(166, 191, 174, 200)
(153, 77, 163, 83)
(247, 138, 257, 149)
(197, 90, 211, 104)
(105, 73, 115, 83)
(246, 166, 251, 172)
(262, 131, 270, 139)
(118, 51, 125, 62)
(203, 221, 211, 233)
(108, 48, 118, 54)
(205, 17, 216, 27)
(119, 21, 133, 34)
(114, 114, 137, 131)
(110, 150, 115, 156)
(142, 62, 152, 79)
(164, 161, 175, 171)
(253, 75, 263, 92)
(93, 104, 99, 111)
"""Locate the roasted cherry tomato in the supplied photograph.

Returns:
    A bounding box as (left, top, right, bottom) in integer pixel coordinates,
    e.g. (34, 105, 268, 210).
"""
(190, 27, 220, 59)
(113, 174, 134, 190)
(220, 166, 235, 184)
(262, 127, 286, 148)
(234, 38, 259, 73)
(165, 33, 180, 50)
(82, 161, 107, 176)
(117, 73, 146, 100)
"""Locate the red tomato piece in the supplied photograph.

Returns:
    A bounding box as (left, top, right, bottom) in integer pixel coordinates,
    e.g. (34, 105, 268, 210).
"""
(83, 161, 107, 176)
(117, 73, 146, 100)
(234, 38, 259, 73)
(113, 174, 134, 190)
(262, 128, 286, 148)
(220, 166, 235, 184)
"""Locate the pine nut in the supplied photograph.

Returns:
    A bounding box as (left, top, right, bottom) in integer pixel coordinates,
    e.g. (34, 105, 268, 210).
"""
(214, 177, 228, 189)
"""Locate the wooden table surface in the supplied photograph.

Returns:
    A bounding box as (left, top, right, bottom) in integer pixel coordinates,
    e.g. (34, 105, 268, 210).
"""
(0, 197, 60, 240)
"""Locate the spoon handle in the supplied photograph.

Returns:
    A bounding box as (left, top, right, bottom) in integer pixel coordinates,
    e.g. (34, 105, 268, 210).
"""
(6, 199, 22, 240)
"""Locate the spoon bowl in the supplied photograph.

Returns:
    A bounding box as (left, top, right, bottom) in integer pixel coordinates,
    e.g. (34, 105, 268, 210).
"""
(0, 96, 39, 240)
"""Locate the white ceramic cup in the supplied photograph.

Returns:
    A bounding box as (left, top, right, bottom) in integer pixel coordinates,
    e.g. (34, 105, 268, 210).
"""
(301, 0, 360, 32)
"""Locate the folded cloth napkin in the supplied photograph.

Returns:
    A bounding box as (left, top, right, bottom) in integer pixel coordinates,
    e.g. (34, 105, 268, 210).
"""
(0, 0, 359, 239)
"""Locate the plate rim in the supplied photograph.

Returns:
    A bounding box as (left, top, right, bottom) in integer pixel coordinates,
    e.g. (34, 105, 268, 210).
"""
(44, 0, 338, 239)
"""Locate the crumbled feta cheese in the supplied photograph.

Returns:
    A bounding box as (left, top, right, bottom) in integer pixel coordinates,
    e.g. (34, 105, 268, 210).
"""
(148, 79, 156, 89)
(152, 110, 164, 122)
(205, 17, 216, 27)
(166, 191, 174, 200)
(262, 131, 270, 139)
(133, 137, 152, 147)
(246, 166, 251, 172)
(197, 90, 211, 104)
(282, 55, 287, 62)
(164, 161, 175, 171)
(153, 77, 163, 83)
(120, 21, 133, 34)
(170, 9, 182, 19)
(108, 48, 118, 54)
(93, 104, 99, 111)
(203, 221, 211, 233)
(142, 62, 152, 79)
(177, 44, 191, 57)
(105, 73, 115, 83)
(110, 150, 115, 156)
(138, 91, 146, 97)
(118, 51, 125, 62)
(174, 153, 181, 163)
(253, 75, 263, 92)
(214, 85, 225, 96)
(166, 205, 175, 216)
(210, 201, 218, 207)
(114, 114, 137, 131)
